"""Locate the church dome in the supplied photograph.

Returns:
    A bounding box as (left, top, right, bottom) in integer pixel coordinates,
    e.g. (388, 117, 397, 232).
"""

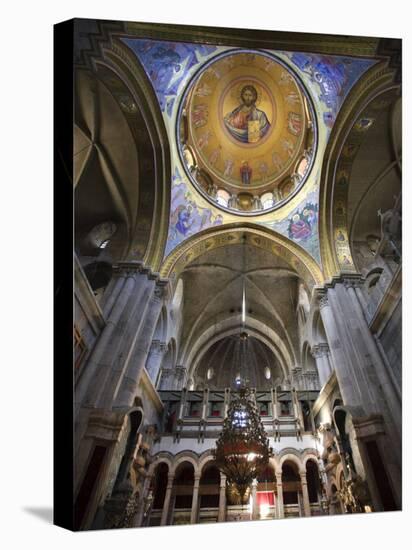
(177, 50, 317, 214)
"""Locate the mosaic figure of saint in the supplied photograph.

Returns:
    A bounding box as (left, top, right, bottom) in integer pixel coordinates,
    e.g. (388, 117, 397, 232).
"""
(240, 161, 252, 184)
(192, 104, 208, 128)
(223, 158, 235, 177)
(258, 161, 269, 182)
(224, 85, 270, 144)
(197, 130, 212, 150)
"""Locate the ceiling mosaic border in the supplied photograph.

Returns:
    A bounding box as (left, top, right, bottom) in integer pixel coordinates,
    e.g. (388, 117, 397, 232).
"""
(122, 37, 377, 268)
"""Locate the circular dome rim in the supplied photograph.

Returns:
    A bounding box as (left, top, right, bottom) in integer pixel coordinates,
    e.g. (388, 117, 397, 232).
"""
(176, 48, 319, 217)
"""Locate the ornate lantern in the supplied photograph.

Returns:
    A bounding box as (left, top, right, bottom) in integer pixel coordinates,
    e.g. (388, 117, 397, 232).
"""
(213, 377, 272, 504)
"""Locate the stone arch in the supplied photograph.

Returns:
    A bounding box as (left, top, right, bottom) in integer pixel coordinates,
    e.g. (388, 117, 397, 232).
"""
(171, 452, 200, 477)
(184, 316, 292, 384)
(148, 452, 174, 476)
(75, 37, 171, 271)
(318, 60, 400, 279)
(160, 223, 324, 290)
(302, 450, 320, 468)
(198, 450, 217, 474)
(278, 450, 304, 473)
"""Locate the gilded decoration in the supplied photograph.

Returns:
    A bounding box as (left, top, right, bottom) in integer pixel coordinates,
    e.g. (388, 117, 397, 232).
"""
(121, 37, 379, 267)
(178, 50, 316, 214)
(331, 87, 399, 272)
(159, 224, 324, 290)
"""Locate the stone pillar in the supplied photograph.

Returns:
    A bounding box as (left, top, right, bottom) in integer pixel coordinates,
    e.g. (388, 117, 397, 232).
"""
(88, 266, 158, 409)
(76, 264, 141, 410)
(224, 388, 231, 418)
(251, 479, 259, 520)
(190, 474, 201, 524)
(276, 471, 284, 518)
(158, 368, 173, 390)
(178, 387, 188, 420)
(201, 387, 209, 420)
(317, 291, 368, 410)
(115, 281, 168, 408)
(174, 366, 188, 390)
(145, 340, 168, 384)
(311, 343, 332, 387)
(300, 472, 311, 517)
(161, 473, 174, 526)
(133, 474, 152, 527)
(218, 474, 226, 522)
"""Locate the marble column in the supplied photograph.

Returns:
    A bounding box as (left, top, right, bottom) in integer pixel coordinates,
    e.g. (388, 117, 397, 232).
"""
(83, 265, 157, 409)
(76, 264, 139, 410)
(251, 479, 259, 520)
(161, 473, 174, 526)
(311, 343, 332, 387)
(317, 291, 369, 411)
(115, 281, 168, 408)
(218, 474, 226, 522)
(174, 366, 188, 390)
(276, 471, 284, 518)
(145, 340, 168, 384)
(300, 472, 311, 517)
(190, 474, 201, 524)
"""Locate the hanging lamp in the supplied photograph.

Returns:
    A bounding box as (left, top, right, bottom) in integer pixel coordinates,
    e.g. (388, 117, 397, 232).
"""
(213, 234, 272, 504)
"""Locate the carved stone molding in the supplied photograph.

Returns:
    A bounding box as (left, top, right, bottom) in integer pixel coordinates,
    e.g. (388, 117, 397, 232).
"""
(85, 409, 126, 442)
(150, 340, 168, 354)
(319, 295, 329, 310)
(311, 343, 330, 358)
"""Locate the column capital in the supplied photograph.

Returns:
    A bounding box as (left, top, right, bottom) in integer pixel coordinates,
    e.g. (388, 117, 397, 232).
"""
(318, 294, 329, 310)
(194, 474, 201, 484)
(112, 261, 145, 277)
(150, 339, 168, 354)
(311, 343, 330, 358)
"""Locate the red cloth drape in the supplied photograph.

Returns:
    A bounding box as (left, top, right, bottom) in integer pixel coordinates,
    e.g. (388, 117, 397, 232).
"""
(256, 492, 275, 506)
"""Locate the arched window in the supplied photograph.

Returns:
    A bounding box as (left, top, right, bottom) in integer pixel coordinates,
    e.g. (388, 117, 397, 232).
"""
(297, 156, 309, 178)
(216, 189, 230, 207)
(261, 192, 275, 209)
(88, 221, 117, 250)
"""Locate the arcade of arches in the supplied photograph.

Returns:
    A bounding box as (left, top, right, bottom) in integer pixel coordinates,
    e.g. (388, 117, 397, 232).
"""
(73, 20, 402, 529)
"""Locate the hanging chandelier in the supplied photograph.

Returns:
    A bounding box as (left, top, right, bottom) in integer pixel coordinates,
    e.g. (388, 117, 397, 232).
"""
(213, 234, 272, 504)
(213, 379, 273, 504)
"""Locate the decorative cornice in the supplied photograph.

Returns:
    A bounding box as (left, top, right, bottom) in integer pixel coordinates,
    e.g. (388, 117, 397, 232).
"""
(123, 21, 383, 58)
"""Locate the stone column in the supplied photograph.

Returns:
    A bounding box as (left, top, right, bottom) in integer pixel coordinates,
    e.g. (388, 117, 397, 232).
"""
(276, 471, 284, 518)
(174, 366, 188, 390)
(145, 340, 168, 384)
(90, 266, 158, 409)
(251, 479, 259, 520)
(218, 474, 226, 522)
(115, 280, 168, 408)
(190, 474, 201, 524)
(317, 291, 368, 410)
(300, 472, 311, 517)
(223, 388, 231, 418)
(76, 264, 139, 410)
(161, 473, 174, 526)
(311, 343, 332, 387)
(133, 474, 152, 527)
(201, 387, 209, 420)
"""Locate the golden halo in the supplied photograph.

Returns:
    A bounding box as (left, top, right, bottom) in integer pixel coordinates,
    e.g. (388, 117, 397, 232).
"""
(230, 82, 263, 106)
